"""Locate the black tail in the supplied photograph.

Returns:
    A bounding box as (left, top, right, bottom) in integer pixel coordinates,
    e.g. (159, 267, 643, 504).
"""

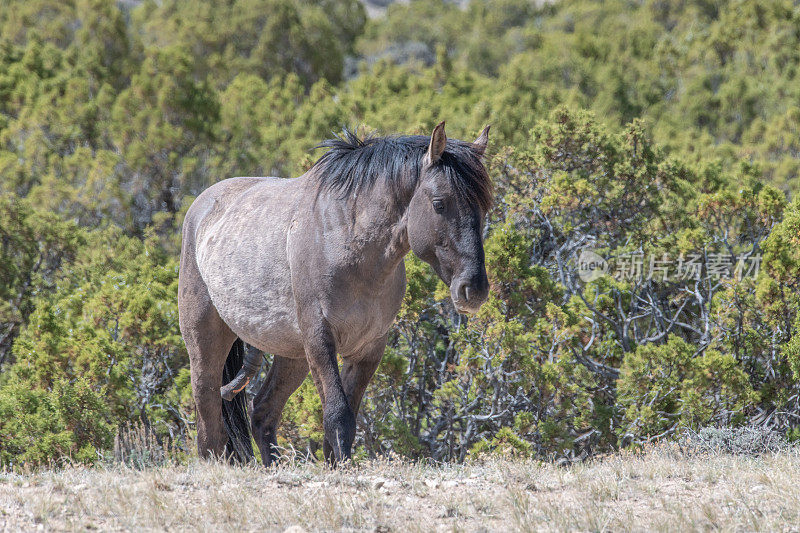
(221, 338, 254, 462)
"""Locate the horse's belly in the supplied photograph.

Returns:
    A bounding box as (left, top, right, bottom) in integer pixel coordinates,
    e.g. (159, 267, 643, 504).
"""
(217, 277, 303, 357)
(201, 252, 304, 356)
(194, 178, 305, 357)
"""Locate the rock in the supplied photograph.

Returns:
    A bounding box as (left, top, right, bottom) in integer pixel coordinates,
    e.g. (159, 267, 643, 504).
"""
(283, 526, 308, 533)
(381, 480, 400, 492)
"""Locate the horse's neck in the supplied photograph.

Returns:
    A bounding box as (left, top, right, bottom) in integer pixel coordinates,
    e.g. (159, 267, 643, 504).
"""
(369, 200, 410, 263)
(337, 188, 411, 282)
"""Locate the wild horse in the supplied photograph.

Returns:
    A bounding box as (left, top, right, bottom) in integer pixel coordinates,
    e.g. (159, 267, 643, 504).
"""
(178, 122, 493, 464)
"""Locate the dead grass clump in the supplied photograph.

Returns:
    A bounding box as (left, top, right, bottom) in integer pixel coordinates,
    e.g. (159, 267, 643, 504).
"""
(680, 426, 791, 456)
(111, 423, 173, 469)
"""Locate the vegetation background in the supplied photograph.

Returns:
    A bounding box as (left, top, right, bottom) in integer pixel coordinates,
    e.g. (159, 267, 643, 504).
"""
(1, 0, 799, 467)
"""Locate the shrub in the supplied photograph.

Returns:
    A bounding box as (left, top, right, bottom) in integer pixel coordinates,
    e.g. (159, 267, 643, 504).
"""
(617, 336, 757, 445)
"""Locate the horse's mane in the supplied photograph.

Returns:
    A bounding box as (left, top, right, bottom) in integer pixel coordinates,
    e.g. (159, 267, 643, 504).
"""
(309, 128, 493, 212)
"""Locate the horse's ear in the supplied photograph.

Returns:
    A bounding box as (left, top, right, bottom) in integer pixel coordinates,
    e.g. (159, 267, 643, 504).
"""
(425, 121, 447, 165)
(473, 125, 490, 156)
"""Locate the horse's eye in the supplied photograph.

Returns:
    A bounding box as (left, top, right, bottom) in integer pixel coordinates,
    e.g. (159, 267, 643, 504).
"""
(432, 199, 445, 213)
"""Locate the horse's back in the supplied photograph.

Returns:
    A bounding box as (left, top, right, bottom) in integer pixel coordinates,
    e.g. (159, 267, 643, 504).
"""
(183, 176, 307, 358)
(184, 177, 268, 232)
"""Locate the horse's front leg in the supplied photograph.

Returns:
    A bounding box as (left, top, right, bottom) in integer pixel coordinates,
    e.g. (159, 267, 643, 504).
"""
(323, 335, 387, 462)
(302, 319, 355, 465)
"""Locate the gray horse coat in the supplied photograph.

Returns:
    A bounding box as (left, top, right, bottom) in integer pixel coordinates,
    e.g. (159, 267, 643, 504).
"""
(178, 123, 492, 464)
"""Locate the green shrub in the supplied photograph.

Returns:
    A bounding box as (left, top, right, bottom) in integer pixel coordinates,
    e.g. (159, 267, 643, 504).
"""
(617, 336, 757, 445)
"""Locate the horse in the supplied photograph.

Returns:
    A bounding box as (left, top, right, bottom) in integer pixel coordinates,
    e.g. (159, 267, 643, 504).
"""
(178, 122, 493, 464)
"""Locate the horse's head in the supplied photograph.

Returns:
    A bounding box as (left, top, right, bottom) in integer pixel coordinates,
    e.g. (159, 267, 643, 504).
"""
(407, 122, 493, 314)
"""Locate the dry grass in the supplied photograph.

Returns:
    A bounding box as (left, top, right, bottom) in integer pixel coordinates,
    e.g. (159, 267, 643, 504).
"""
(2, 447, 800, 532)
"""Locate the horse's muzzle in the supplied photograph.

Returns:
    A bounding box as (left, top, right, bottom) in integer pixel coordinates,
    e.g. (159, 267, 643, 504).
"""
(451, 272, 489, 314)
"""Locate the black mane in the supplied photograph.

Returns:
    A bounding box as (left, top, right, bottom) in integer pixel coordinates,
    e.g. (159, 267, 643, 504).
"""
(309, 128, 493, 212)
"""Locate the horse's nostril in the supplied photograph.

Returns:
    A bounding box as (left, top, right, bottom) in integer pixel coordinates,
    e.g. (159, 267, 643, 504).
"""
(459, 282, 469, 302)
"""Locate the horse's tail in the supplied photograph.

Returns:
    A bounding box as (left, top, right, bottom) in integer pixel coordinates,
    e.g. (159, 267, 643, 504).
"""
(221, 338, 254, 462)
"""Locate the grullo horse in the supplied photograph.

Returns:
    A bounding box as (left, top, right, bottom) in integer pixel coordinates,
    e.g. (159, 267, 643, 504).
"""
(178, 122, 492, 464)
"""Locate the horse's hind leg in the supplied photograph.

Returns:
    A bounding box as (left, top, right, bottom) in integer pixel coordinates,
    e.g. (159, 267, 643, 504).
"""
(251, 355, 309, 465)
(178, 257, 236, 459)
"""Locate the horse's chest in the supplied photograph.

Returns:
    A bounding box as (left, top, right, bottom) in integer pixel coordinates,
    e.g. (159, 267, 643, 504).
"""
(329, 301, 389, 354)
(325, 269, 406, 356)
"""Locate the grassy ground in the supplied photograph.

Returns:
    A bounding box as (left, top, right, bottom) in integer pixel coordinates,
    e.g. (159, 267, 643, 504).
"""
(2, 447, 799, 532)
